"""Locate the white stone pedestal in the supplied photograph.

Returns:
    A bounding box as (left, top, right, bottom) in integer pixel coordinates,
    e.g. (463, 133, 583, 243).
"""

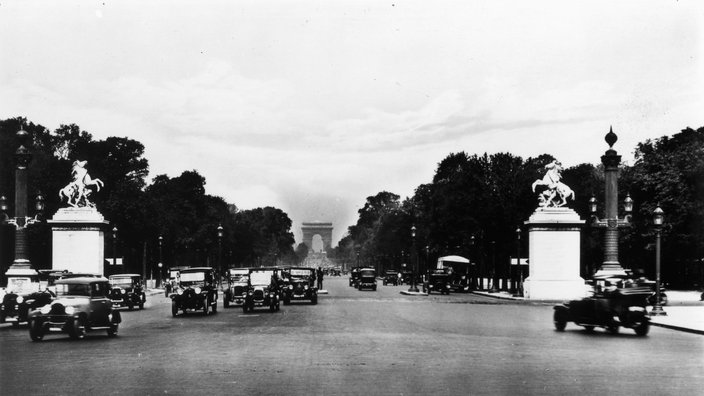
(523, 208, 588, 300)
(48, 208, 110, 276)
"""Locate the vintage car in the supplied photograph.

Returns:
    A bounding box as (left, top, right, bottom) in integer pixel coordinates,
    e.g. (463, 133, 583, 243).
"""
(357, 268, 377, 291)
(426, 271, 452, 295)
(170, 267, 218, 316)
(281, 267, 318, 305)
(27, 276, 121, 341)
(349, 267, 361, 287)
(108, 274, 146, 310)
(400, 270, 414, 285)
(223, 268, 249, 308)
(382, 270, 400, 286)
(553, 285, 651, 336)
(37, 269, 70, 294)
(243, 268, 281, 313)
(1, 267, 54, 327)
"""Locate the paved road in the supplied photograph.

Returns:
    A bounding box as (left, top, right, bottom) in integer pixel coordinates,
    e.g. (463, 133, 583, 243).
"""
(1, 278, 703, 395)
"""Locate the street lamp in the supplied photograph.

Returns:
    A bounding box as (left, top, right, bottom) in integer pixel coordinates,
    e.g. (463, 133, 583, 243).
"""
(469, 235, 477, 290)
(650, 206, 667, 316)
(513, 227, 523, 297)
(490, 241, 499, 293)
(112, 226, 118, 267)
(217, 224, 223, 284)
(589, 127, 632, 277)
(0, 123, 45, 279)
(158, 235, 163, 287)
(408, 225, 419, 292)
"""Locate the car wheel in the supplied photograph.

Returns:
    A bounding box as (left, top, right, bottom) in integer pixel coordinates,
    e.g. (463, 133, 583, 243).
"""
(107, 322, 118, 337)
(128, 302, 134, 311)
(29, 319, 44, 341)
(311, 296, 318, 305)
(607, 323, 620, 335)
(171, 301, 178, 317)
(139, 301, 144, 310)
(634, 321, 649, 336)
(203, 301, 210, 316)
(553, 310, 567, 331)
(583, 326, 595, 333)
(69, 317, 86, 340)
(269, 303, 276, 312)
(12, 321, 19, 328)
(243, 304, 248, 313)
(212, 301, 217, 314)
(224, 297, 230, 309)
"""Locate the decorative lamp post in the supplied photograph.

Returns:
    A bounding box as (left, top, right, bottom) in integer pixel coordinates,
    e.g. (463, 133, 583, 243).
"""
(158, 235, 163, 287)
(217, 224, 223, 284)
(0, 123, 45, 279)
(650, 206, 667, 316)
(408, 225, 419, 292)
(589, 127, 633, 277)
(490, 241, 499, 293)
(469, 235, 477, 290)
(514, 227, 523, 297)
(112, 227, 118, 267)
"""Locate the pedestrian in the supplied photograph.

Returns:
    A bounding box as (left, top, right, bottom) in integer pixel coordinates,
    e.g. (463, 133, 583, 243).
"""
(317, 267, 324, 290)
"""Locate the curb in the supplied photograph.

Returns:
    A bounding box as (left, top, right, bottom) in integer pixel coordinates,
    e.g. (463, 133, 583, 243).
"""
(649, 321, 704, 336)
(400, 291, 428, 296)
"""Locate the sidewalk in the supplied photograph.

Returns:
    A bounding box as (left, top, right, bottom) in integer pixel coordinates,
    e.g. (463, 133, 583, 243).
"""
(474, 289, 704, 335)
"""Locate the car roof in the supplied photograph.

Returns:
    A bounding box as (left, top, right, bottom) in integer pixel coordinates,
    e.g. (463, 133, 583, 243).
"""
(56, 276, 109, 285)
(180, 267, 213, 272)
(109, 273, 140, 277)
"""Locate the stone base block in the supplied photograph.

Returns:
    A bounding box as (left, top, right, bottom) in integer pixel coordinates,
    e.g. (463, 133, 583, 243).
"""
(523, 277, 589, 301)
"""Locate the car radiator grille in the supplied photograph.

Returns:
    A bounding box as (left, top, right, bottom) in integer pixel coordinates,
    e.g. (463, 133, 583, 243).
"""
(253, 290, 264, 300)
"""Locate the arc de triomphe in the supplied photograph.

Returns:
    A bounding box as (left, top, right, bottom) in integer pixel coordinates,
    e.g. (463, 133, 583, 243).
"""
(301, 222, 333, 253)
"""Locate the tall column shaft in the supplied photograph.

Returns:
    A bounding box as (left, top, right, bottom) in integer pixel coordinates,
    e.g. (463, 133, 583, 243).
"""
(13, 150, 30, 265)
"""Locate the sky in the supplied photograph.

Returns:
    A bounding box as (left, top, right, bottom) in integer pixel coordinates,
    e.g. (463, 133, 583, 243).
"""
(1, 1, 702, 246)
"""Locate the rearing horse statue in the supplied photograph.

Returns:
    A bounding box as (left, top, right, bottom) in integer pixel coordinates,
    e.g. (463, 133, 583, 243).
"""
(531, 160, 574, 208)
(58, 160, 104, 208)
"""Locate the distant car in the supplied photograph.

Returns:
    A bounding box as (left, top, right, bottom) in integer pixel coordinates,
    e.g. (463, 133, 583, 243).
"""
(400, 270, 413, 285)
(28, 277, 121, 341)
(170, 267, 218, 316)
(281, 267, 318, 305)
(357, 268, 377, 291)
(243, 268, 281, 313)
(349, 267, 362, 287)
(108, 274, 146, 310)
(383, 270, 399, 286)
(1, 268, 54, 327)
(553, 285, 650, 336)
(426, 271, 451, 295)
(223, 268, 249, 308)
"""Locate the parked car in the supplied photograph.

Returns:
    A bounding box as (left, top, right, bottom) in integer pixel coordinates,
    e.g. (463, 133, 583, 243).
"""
(243, 268, 281, 313)
(357, 268, 377, 291)
(553, 285, 651, 336)
(1, 267, 54, 327)
(223, 268, 249, 308)
(108, 274, 146, 310)
(382, 270, 400, 286)
(426, 271, 452, 295)
(349, 267, 361, 287)
(281, 267, 318, 305)
(28, 276, 121, 341)
(170, 267, 218, 316)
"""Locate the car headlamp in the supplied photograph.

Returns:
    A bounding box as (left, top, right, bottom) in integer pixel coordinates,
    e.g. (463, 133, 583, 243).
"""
(177, 289, 183, 295)
(446, 285, 451, 288)
(40, 305, 51, 314)
(288, 285, 293, 290)
(120, 289, 126, 295)
(16, 296, 24, 304)
(248, 292, 253, 296)
(65, 306, 75, 315)
(429, 285, 434, 288)
(194, 287, 202, 294)
(304, 285, 309, 290)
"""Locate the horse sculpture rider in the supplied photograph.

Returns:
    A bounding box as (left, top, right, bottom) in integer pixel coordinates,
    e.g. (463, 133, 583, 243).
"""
(531, 160, 574, 208)
(59, 160, 104, 208)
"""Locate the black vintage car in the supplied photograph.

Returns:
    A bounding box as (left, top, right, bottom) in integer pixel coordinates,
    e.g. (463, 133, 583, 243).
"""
(1, 268, 54, 327)
(382, 270, 400, 286)
(553, 285, 651, 336)
(400, 270, 414, 285)
(28, 277, 121, 341)
(426, 271, 452, 295)
(281, 267, 318, 305)
(349, 267, 362, 287)
(223, 268, 249, 308)
(243, 268, 281, 313)
(108, 274, 146, 310)
(357, 268, 377, 291)
(170, 267, 218, 316)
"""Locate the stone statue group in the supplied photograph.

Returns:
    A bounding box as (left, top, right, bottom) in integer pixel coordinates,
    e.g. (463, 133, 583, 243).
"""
(59, 160, 104, 208)
(531, 160, 575, 208)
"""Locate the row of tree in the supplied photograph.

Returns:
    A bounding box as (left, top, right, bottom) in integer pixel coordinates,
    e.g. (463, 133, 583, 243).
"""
(330, 127, 704, 288)
(0, 117, 301, 281)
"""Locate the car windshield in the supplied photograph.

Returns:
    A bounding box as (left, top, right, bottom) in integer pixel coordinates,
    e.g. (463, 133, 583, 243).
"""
(250, 271, 274, 286)
(56, 283, 91, 297)
(290, 269, 312, 278)
(6, 277, 40, 295)
(361, 270, 375, 277)
(180, 271, 206, 286)
(109, 277, 134, 287)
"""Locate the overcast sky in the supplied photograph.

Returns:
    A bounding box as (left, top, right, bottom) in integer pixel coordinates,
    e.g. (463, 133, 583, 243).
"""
(1, 1, 702, 245)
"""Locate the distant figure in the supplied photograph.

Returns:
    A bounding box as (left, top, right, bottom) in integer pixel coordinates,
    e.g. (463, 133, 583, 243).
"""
(316, 267, 324, 290)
